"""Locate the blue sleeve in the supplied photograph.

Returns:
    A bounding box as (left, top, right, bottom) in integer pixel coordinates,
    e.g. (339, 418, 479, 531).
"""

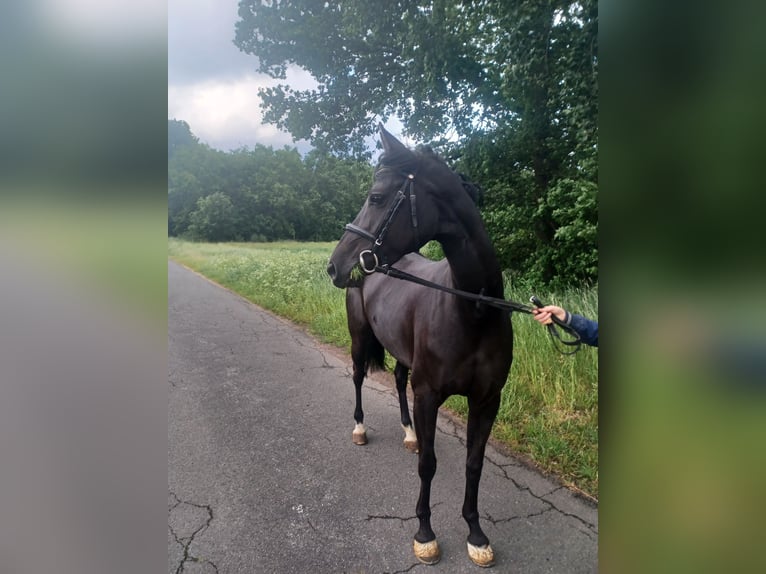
(568, 313, 598, 347)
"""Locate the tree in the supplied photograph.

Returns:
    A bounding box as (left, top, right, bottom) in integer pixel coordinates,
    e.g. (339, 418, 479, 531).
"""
(168, 119, 374, 243)
(235, 0, 491, 154)
(302, 149, 371, 240)
(187, 192, 238, 242)
(453, 0, 598, 286)
(168, 119, 199, 159)
(168, 131, 227, 237)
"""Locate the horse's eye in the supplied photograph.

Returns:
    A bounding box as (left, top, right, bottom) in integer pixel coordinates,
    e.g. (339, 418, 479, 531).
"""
(369, 194, 384, 205)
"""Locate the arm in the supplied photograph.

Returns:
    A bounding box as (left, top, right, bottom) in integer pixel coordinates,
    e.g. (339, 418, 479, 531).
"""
(533, 305, 599, 348)
(567, 313, 599, 348)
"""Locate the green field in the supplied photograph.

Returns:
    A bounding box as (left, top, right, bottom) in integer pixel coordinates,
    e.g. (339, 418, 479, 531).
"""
(169, 238, 598, 498)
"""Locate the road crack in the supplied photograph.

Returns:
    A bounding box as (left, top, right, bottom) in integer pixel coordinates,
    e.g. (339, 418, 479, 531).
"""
(485, 460, 598, 534)
(483, 506, 554, 525)
(383, 562, 422, 574)
(168, 491, 219, 573)
(364, 513, 418, 523)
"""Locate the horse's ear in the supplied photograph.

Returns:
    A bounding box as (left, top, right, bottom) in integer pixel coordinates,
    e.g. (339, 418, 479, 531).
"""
(379, 123, 411, 159)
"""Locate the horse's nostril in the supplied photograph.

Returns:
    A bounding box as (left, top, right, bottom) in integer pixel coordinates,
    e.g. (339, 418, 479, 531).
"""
(326, 261, 337, 279)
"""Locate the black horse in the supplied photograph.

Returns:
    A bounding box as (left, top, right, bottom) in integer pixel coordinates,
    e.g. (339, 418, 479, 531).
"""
(327, 125, 513, 567)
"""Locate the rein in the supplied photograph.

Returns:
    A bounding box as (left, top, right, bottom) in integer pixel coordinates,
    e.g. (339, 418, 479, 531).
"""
(373, 264, 582, 355)
(343, 170, 582, 355)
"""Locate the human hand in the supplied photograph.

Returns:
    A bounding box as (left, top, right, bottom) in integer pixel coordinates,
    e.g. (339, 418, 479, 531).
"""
(532, 305, 567, 326)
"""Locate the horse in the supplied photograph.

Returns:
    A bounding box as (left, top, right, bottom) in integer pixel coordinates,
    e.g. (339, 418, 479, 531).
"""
(326, 125, 513, 567)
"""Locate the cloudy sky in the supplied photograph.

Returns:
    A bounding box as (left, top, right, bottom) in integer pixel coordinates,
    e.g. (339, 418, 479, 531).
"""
(168, 0, 315, 153)
(168, 0, 410, 155)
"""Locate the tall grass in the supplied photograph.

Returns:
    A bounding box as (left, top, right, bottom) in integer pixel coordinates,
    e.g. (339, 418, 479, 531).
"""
(169, 238, 598, 497)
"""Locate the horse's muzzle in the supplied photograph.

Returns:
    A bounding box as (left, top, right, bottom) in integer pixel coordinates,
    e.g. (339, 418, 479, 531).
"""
(326, 261, 338, 282)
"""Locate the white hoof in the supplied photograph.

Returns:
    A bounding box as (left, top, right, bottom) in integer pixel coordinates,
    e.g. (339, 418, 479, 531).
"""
(402, 424, 418, 453)
(413, 539, 441, 565)
(467, 541, 495, 567)
(352, 423, 367, 445)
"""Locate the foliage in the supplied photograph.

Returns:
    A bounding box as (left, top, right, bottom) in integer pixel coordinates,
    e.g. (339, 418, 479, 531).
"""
(235, 0, 493, 154)
(168, 119, 198, 159)
(234, 0, 598, 287)
(419, 240, 445, 261)
(188, 192, 238, 242)
(167, 120, 372, 242)
(169, 238, 598, 497)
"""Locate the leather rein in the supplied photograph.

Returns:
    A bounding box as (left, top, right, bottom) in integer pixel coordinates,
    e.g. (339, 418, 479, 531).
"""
(343, 171, 583, 355)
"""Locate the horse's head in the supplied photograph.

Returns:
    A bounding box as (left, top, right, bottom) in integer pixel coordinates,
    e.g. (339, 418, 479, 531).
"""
(327, 124, 462, 288)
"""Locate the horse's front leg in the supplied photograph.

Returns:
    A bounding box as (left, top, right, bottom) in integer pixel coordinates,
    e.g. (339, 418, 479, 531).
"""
(394, 362, 417, 452)
(462, 391, 502, 567)
(412, 391, 442, 565)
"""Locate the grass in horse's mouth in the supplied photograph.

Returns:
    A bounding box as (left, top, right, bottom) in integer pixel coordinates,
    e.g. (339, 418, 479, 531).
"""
(349, 264, 364, 282)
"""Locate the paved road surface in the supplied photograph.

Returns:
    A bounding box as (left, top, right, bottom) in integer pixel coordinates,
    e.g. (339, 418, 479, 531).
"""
(168, 261, 597, 573)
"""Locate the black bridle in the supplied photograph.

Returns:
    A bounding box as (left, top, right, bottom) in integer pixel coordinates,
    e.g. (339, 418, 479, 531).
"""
(342, 172, 583, 355)
(344, 171, 418, 273)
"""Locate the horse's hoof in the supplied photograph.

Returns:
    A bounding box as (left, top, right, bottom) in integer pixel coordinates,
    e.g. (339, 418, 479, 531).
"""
(413, 539, 441, 565)
(402, 425, 418, 453)
(352, 423, 367, 445)
(467, 542, 495, 568)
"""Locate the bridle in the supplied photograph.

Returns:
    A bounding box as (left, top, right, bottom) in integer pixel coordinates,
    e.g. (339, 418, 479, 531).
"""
(341, 169, 583, 355)
(343, 170, 418, 273)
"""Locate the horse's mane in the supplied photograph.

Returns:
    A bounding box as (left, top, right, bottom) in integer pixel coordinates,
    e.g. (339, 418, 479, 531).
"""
(457, 172, 483, 206)
(379, 145, 483, 206)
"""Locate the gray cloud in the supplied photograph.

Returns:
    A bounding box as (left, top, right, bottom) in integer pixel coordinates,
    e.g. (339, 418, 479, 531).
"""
(168, 0, 401, 154)
(169, 0, 317, 151)
(168, 0, 256, 86)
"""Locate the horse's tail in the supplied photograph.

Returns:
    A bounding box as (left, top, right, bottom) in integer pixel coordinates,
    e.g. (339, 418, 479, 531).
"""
(365, 334, 386, 373)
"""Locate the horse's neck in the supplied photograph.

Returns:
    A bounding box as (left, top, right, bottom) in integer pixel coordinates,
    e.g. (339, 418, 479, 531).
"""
(437, 206, 504, 299)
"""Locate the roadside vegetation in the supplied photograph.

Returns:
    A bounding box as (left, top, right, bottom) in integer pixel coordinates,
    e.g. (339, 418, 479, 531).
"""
(169, 238, 598, 498)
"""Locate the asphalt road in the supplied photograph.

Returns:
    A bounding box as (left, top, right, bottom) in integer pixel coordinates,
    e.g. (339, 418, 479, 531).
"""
(168, 260, 597, 573)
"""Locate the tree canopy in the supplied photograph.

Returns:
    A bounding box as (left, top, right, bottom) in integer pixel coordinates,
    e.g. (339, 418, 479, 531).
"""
(167, 121, 371, 243)
(168, 119, 199, 160)
(235, 1, 596, 152)
(233, 0, 597, 287)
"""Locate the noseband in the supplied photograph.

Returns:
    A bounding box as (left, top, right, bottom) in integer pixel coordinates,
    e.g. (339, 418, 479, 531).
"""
(344, 172, 418, 273)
